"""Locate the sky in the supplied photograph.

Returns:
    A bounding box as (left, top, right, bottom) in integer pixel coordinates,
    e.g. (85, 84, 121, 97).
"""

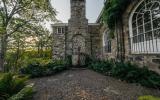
(51, 0, 104, 23)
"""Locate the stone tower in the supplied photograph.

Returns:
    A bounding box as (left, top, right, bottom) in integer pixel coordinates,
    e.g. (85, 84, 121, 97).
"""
(66, 0, 91, 66)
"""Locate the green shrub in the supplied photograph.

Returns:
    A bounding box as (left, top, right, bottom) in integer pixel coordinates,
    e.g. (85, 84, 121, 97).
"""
(20, 60, 68, 78)
(138, 95, 160, 100)
(88, 60, 160, 89)
(88, 60, 113, 75)
(0, 73, 30, 100)
(8, 84, 34, 100)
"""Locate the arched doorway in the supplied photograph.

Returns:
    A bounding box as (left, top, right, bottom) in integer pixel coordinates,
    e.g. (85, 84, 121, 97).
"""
(72, 34, 86, 66)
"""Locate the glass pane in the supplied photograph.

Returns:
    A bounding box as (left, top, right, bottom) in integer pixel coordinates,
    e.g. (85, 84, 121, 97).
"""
(151, 2, 159, 11)
(138, 34, 144, 42)
(135, 2, 145, 12)
(132, 22, 136, 28)
(138, 26, 143, 34)
(152, 11, 160, 20)
(133, 36, 138, 43)
(146, 2, 153, 9)
(145, 0, 152, 5)
(58, 28, 61, 33)
(132, 13, 137, 22)
(62, 28, 64, 33)
(144, 11, 151, 22)
(153, 18, 160, 29)
(137, 17, 143, 26)
(152, 2, 160, 20)
(154, 29, 160, 39)
(133, 29, 137, 36)
(145, 22, 152, 32)
(145, 31, 153, 41)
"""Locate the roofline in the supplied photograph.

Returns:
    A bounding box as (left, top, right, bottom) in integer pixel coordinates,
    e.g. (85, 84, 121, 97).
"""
(51, 23, 68, 26)
(96, 7, 104, 23)
(51, 23, 100, 27)
(88, 23, 100, 26)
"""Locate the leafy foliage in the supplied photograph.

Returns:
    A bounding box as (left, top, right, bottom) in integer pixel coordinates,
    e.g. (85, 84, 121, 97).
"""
(8, 85, 34, 100)
(88, 60, 113, 75)
(138, 95, 160, 100)
(88, 60, 160, 89)
(20, 59, 69, 78)
(102, 0, 132, 36)
(0, 73, 31, 100)
(0, 0, 56, 71)
(5, 50, 52, 72)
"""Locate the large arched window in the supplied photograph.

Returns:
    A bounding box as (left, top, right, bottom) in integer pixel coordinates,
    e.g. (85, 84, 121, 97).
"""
(129, 0, 160, 54)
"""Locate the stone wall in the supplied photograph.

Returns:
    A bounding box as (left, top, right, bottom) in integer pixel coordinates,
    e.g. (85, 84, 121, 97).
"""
(89, 24, 102, 58)
(99, 24, 117, 60)
(100, 0, 160, 74)
(52, 26, 66, 60)
(122, 0, 160, 74)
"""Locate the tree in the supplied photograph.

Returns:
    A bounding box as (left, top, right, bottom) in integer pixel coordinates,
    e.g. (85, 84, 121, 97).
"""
(0, 0, 56, 71)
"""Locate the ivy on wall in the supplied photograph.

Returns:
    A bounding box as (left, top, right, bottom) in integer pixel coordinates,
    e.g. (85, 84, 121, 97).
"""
(102, 0, 133, 37)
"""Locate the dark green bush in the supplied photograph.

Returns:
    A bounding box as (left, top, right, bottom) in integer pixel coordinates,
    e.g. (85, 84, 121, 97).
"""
(88, 60, 160, 89)
(88, 60, 113, 75)
(0, 73, 33, 100)
(20, 60, 68, 78)
(8, 85, 34, 100)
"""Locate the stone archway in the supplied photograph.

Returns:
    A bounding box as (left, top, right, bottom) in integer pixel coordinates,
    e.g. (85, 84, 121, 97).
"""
(72, 34, 86, 66)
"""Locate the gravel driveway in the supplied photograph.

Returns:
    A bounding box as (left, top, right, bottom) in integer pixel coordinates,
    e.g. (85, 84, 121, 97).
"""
(30, 69, 160, 100)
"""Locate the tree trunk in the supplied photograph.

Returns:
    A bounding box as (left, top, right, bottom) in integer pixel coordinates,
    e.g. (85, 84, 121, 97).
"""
(0, 34, 8, 72)
(14, 39, 20, 71)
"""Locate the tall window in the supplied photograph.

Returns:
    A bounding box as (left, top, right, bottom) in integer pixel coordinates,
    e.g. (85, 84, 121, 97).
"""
(103, 31, 111, 53)
(129, 0, 160, 54)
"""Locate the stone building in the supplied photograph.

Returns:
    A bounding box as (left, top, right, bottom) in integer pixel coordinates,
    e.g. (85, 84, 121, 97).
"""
(52, 0, 101, 66)
(52, 0, 160, 73)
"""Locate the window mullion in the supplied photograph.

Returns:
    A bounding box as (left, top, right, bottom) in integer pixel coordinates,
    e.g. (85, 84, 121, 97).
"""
(136, 14, 139, 54)
(150, 10, 155, 52)
(142, 13, 146, 53)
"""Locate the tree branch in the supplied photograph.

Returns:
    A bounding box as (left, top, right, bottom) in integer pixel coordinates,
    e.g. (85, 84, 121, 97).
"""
(2, 0, 8, 26)
(7, 20, 30, 36)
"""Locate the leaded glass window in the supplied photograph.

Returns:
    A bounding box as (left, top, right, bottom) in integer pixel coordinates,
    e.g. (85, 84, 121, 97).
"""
(129, 0, 160, 54)
(103, 31, 111, 53)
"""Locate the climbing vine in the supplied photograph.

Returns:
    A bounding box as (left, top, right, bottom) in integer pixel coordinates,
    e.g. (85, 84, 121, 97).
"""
(102, 0, 133, 38)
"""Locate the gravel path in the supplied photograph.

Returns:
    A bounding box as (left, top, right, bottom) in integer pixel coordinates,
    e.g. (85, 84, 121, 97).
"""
(30, 69, 160, 100)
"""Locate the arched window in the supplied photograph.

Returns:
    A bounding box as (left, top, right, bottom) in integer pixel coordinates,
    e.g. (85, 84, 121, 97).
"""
(103, 30, 111, 53)
(129, 0, 160, 54)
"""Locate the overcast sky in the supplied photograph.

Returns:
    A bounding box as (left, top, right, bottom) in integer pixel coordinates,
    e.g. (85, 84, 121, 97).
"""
(51, 0, 104, 23)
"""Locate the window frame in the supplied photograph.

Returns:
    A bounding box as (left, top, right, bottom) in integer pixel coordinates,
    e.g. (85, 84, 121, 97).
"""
(56, 27, 65, 34)
(103, 30, 112, 53)
(129, 0, 160, 54)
